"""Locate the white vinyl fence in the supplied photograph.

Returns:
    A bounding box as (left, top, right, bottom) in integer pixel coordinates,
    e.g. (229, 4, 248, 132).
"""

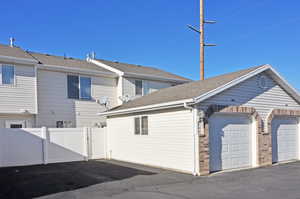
(0, 127, 107, 167)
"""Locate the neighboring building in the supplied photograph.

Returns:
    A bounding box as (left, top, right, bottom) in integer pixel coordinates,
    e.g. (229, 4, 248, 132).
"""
(0, 44, 39, 128)
(0, 43, 190, 128)
(101, 65, 300, 175)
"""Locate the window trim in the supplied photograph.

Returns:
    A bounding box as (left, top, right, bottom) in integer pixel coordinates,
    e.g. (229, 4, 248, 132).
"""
(0, 64, 16, 86)
(134, 115, 149, 135)
(67, 74, 92, 100)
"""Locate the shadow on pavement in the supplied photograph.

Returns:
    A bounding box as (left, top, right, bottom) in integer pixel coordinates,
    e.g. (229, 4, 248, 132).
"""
(0, 160, 156, 199)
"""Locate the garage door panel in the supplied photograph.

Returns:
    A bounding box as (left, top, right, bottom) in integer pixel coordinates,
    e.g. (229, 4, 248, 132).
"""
(272, 117, 298, 163)
(209, 114, 252, 172)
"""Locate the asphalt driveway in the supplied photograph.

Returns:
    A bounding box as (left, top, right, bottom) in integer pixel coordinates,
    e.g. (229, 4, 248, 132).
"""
(0, 160, 193, 199)
(1, 160, 300, 199)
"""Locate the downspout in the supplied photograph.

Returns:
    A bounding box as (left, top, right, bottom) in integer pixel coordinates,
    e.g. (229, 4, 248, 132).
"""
(183, 102, 193, 110)
(34, 65, 38, 127)
(183, 102, 200, 176)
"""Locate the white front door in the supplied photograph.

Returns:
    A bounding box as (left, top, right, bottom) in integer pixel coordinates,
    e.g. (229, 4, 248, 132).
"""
(5, 120, 26, 128)
(209, 114, 252, 172)
(272, 117, 298, 163)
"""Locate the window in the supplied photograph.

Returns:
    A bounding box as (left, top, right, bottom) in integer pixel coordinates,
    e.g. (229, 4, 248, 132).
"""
(135, 80, 143, 96)
(80, 76, 91, 99)
(10, 124, 23, 128)
(134, 116, 148, 135)
(134, 117, 141, 135)
(67, 75, 91, 100)
(5, 120, 25, 128)
(141, 116, 148, 135)
(1, 65, 15, 85)
(67, 75, 79, 99)
(56, 121, 64, 128)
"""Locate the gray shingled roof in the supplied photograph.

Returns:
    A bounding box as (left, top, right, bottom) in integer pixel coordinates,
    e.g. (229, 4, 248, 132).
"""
(29, 52, 113, 73)
(0, 43, 190, 80)
(110, 65, 265, 112)
(0, 44, 36, 60)
(97, 59, 190, 81)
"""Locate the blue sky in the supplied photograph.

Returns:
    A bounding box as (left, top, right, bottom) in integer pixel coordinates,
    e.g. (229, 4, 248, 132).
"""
(1, 0, 299, 89)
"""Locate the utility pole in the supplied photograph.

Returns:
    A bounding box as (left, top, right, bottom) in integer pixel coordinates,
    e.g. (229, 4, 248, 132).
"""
(188, 0, 216, 80)
(199, 0, 205, 80)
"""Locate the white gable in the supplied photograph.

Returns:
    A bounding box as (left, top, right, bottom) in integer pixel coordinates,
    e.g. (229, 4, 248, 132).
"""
(200, 72, 300, 120)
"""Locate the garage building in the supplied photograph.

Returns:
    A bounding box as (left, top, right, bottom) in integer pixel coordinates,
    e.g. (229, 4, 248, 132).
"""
(100, 65, 300, 175)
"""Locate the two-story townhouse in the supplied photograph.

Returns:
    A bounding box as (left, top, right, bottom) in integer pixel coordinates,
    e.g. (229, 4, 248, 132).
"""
(29, 52, 119, 128)
(0, 43, 190, 128)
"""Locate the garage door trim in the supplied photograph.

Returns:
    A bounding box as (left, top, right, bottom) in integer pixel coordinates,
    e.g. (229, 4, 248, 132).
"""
(271, 116, 299, 163)
(208, 112, 256, 172)
(199, 105, 263, 175)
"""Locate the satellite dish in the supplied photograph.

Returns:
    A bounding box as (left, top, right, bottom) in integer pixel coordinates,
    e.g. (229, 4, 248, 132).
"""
(119, 95, 131, 103)
(98, 97, 109, 106)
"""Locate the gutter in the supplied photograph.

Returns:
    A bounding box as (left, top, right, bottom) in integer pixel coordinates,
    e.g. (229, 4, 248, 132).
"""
(183, 102, 193, 110)
(98, 99, 194, 117)
(123, 73, 191, 83)
(36, 64, 117, 78)
(0, 55, 38, 65)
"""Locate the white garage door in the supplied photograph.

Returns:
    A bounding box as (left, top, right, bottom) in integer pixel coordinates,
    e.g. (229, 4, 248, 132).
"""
(272, 117, 298, 163)
(209, 114, 252, 172)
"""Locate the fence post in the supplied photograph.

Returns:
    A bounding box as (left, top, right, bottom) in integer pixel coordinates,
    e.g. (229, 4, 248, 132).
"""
(88, 128, 93, 160)
(83, 127, 89, 161)
(42, 127, 48, 164)
(0, 129, 3, 167)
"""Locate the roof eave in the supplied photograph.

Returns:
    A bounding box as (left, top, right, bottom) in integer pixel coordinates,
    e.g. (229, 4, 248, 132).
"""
(37, 64, 117, 78)
(122, 72, 191, 83)
(99, 64, 300, 117)
(88, 58, 190, 83)
(98, 98, 194, 117)
(267, 67, 300, 104)
(87, 58, 124, 76)
(0, 55, 38, 65)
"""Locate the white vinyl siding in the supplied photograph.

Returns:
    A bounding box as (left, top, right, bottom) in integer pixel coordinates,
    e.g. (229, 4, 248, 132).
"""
(200, 73, 300, 120)
(0, 63, 36, 114)
(36, 70, 117, 127)
(107, 108, 194, 173)
(123, 77, 173, 100)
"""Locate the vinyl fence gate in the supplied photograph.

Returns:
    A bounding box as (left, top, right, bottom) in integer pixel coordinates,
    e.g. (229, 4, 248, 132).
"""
(0, 127, 107, 167)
